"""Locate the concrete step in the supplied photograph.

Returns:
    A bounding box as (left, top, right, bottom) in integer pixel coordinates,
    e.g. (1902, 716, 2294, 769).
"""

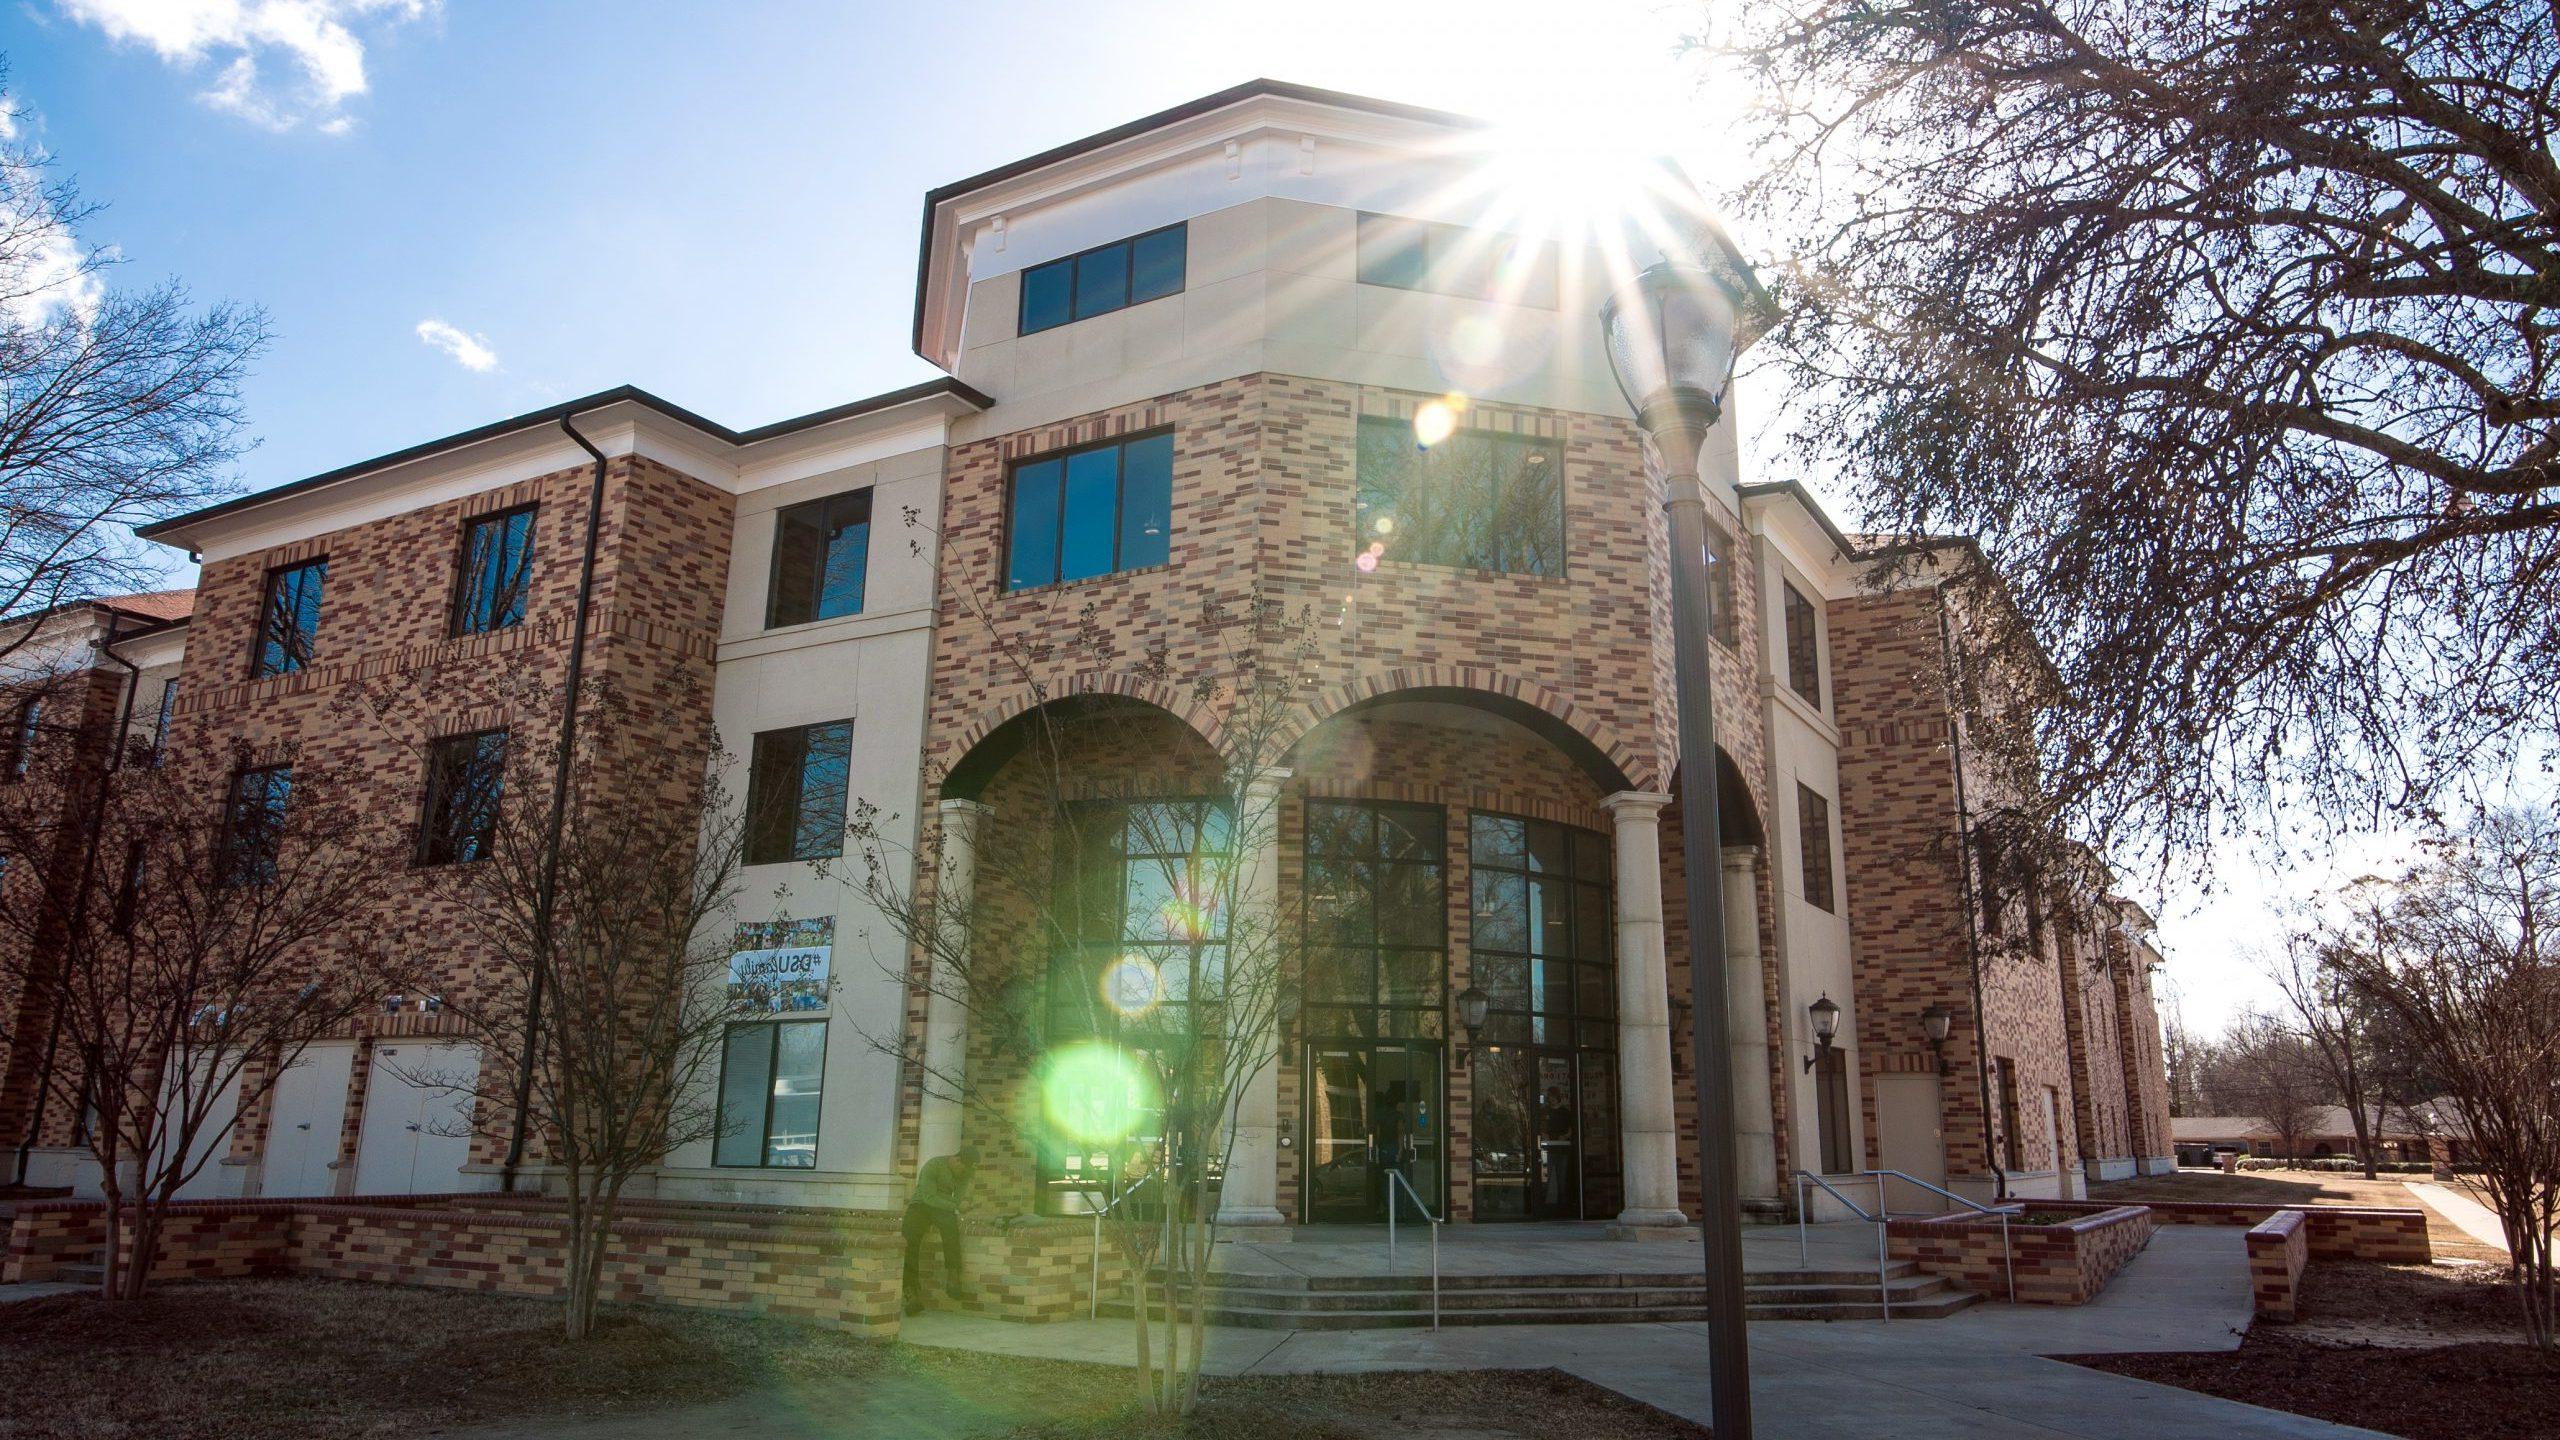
(1197, 1263, 1930, 1293)
(1100, 1287, 1980, 1328)
(1098, 1273, 1979, 1328)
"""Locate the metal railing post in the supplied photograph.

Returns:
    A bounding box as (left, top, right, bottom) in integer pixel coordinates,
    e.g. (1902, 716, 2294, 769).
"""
(1796, 1172, 1808, 1267)
(2001, 1212, 2016, 1303)
(1090, 1209, 1103, 1320)
(1877, 1220, 1892, 1321)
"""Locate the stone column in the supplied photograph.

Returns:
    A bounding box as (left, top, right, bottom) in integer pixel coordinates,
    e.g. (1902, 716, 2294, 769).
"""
(1215, 768, 1292, 1230)
(917, 798, 990, 1165)
(1604, 791, 1686, 1229)
(1723, 846, 1780, 1208)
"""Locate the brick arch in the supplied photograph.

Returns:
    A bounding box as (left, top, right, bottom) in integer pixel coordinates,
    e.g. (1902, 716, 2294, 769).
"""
(1281, 665, 1648, 794)
(938, 669, 1225, 800)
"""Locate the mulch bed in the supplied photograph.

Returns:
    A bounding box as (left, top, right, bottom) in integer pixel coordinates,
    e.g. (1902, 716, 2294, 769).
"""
(0, 1278, 1706, 1440)
(2064, 1261, 2560, 1440)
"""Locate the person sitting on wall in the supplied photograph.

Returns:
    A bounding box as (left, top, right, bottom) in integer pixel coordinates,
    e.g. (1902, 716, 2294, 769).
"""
(902, 1146, 979, 1315)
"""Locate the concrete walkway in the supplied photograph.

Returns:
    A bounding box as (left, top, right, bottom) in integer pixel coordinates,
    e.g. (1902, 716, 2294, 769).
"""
(0, 1281, 86, 1304)
(2406, 1181, 2510, 1252)
(446, 1226, 2389, 1439)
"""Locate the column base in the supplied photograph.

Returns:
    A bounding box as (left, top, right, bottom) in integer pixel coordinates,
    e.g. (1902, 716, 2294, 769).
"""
(1608, 1209, 1695, 1241)
(1213, 1207, 1290, 1236)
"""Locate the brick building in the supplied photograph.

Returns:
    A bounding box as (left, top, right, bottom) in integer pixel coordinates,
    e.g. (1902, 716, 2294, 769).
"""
(0, 81, 2170, 1227)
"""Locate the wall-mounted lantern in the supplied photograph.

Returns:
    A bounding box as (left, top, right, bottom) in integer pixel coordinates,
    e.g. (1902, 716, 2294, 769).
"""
(1803, 993, 1842, 1072)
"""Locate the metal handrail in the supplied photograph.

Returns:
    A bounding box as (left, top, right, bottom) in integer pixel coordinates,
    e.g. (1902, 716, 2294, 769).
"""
(1793, 1169, 1895, 1320)
(1088, 1173, 1159, 1320)
(1384, 1168, 1443, 1331)
(1863, 1169, 2019, 1303)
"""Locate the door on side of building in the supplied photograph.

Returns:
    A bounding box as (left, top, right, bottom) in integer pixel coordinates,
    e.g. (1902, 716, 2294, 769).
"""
(1875, 1072, 1947, 1214)
(259, 1041, 355, 1197)
(353, 1041, 481, 1195)
(1302, 1040, 1444, 1224)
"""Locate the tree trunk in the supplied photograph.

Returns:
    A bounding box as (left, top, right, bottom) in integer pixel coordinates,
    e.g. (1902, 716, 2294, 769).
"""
(119, 1205, 162, 1302)
(98, 1194, 124, 1302)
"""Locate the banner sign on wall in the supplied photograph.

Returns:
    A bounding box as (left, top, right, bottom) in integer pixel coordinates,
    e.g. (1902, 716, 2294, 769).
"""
(728, 917, 833, 1012)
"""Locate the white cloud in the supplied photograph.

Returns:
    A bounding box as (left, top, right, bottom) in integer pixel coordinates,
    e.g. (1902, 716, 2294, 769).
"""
(414, 318, 496, 372)
(0, 92, 106, 327)
(55, 0, 436, 132)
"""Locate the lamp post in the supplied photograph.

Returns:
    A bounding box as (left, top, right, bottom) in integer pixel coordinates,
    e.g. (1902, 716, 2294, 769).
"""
(1601, 259, 1756, 1440)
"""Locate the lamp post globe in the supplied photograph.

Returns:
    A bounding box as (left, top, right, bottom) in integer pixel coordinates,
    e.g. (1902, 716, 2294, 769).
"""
(1602, 255, 1756, 1440)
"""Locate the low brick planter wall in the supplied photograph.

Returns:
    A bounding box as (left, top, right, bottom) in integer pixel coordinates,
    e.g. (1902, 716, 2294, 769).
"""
(2035, 1198, 2429, 1262)
(1888, 1205, 2157, 1305)
(2246, 1211, 2311, 1321)
(4, 1193, 468, 1286)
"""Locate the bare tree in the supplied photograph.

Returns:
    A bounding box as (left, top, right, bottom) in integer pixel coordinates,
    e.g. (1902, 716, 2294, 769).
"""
(2271, 934, 2380, 1177)
(2338, 808, 2560, 1348)
(848, 572, 1318, 1418)
(1709, 0, 2560, 854)
(0, 69, 266, 653)
(350, 669, 771, 1341)
(0, 731, 388, 1299)
(2209, 1010, 2333, 1162)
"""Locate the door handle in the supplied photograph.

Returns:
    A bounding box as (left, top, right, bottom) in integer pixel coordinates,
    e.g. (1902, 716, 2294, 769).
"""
(296, 1122, 310, 1130)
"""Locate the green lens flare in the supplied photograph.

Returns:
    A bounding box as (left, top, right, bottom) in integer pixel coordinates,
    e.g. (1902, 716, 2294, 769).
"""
(1039, 1042, 1157, 1146)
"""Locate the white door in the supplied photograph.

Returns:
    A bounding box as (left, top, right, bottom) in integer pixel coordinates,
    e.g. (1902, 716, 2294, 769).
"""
(260, 1042, 355, 1197)
(1876, 1073, 1948, 1214)
(354, 1041, 481, 1195)
(169, 1062, 244, 1201)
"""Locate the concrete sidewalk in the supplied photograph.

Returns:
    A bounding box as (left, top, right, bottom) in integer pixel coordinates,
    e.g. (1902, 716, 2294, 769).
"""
(445, 1225, 2387, 1439)
(2406, 1181, 2509, 1252)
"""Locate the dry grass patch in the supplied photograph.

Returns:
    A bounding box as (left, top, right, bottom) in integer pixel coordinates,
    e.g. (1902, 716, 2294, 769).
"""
(2087, 1167, 2506, 1262)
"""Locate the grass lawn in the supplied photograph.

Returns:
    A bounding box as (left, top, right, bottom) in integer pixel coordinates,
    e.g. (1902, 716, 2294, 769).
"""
(2086, 1167, 2508, 1262)
(2065, 1260, 2559, 1440)
(0, 1278, 1708, 1440)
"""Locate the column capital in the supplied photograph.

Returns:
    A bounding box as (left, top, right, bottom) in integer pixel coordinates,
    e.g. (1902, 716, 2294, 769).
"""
(1600, 790, 1674, 819)
(937, 797, 994, 819)
(1239, 766, 1295, 801)
(1722, 843, 1762, 873)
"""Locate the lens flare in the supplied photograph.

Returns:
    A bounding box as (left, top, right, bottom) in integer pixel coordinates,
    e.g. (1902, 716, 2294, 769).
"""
(1101, 955, 1164, 1017)
(1038, 1041, 1157, 1146)
(1374, 516, 1395, 536)
(1411, 398, 1462, 448)
(1355, 551, 1379, 573)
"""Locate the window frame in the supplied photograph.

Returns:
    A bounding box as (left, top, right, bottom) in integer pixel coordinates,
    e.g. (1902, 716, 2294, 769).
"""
(415, 728, 510, 867)
(1995, 1057, 2025, 1171)
(3, 695, 37, 780)
(1795, 783, 1836, 914)
(148, 680, 179, 766)
(447, 503, 539, 639)
(764, 487, 876, 629)
(1704, 516, 1740, 648)
(1352, 414, 1568, 579)
(1001, 429, 1176, 592)
(221, 763, 292, 887)
(1464, 810, 1614, 1051)
(744, 719, 855, 865)
(712, 1018, 828, 1169)
(251, 558, 328, 680)
(1300, 798, 1450, 1041)
(1781, 581, 1823, 707)
(1354, 212, 1557, 307)
(1815, 1045, 1856, 1174)
(1016, 222, 1188, 336)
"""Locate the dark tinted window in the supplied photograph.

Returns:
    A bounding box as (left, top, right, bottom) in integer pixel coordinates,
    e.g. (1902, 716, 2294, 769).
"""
(1797, 783, 1835, 913)
(222, 764, 292, 886)
(746, 720, 854, 864)
(452, 506, 536, 636)
(1005, 432, 1175, 590)
(1355, 415, 1565, 577)
(3, 696, 37, 780)
(1783, 583, 1822, 705)
(1017, 223, 1187, 336)
(150, 681, 178, 765)
(766, 488, 873, 627)
(715, 1020, 826, 1168)
(1303, 800, 1446, 1039)
(1467, 813, 1612, 1049)
(418, 729, 508, 866)
(254, 560, 327, 678)
(1355, 212, 1555, 305)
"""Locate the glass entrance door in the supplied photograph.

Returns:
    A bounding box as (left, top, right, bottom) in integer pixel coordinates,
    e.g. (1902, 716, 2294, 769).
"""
(1471, 1044, 1621, 1220)
(1303, 1040, 1444, 1223)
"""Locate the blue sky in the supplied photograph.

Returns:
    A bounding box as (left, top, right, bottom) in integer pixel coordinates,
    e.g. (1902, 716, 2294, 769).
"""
(4, 0, 2318, 1031)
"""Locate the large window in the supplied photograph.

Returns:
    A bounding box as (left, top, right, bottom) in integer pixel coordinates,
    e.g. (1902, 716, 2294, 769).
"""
(1355, 213, 1556, 306)
(450, 505, 536, 637)
(1782, 581, 1822, 705)
(148, 681, 178, 765)
(221, 764, 291, 887)
(1995, 1057, 2024, 1170)
(1705, 517, 1739, 647)
(745, 720, 854, 864)
(1465, 814, 1613, 1048)
(714, 1020, 825, 1168)
(1354, 416, 1565, 577)
(1796, 783, 1836, 914)
(1018, 223, 1187, 335)
(3, 696, 37, 780)
(417, 729, 507, 866)
(1005, 432, 1174, 590)
(766, 488, 873, 627)
(1303, 801, 1446, 1038)
(253, 559, 327, 678)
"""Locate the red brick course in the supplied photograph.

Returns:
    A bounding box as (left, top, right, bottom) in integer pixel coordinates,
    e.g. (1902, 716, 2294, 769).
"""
(2247, 1210, 2310, 1321)
(1887, 1204, 2156, 1305)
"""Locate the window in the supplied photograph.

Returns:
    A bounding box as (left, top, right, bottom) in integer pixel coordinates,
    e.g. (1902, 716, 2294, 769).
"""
(1782, 581, 1822, 705)
(254, 559, 327, 678)
(1466, 813, 1613, 1048)
(3, 696, 37, 780)
(713, 1020, 825, 1168)
(1018, 223, 1187, 335)
(451, 506, 536, 636)
(221, 764, 292, 887)
(1303, 800, 1447, 1038)
(745, 720, 853, 864)
(417, 729, 508, 866)
(1004, 432, 1174, 590)
(148, 681, 178, 765)
(1816, 1046, 1855, 1174)
(1995, 1057, 2024, 1171)
(766, 488, 873, 627)
(1354, 415, 1565, 577)
(1796, 784, 1835, 914)
(1704, 517, 1739, 647)
(111, 842, 144, 935)
(1354, 213, 1556, 306)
